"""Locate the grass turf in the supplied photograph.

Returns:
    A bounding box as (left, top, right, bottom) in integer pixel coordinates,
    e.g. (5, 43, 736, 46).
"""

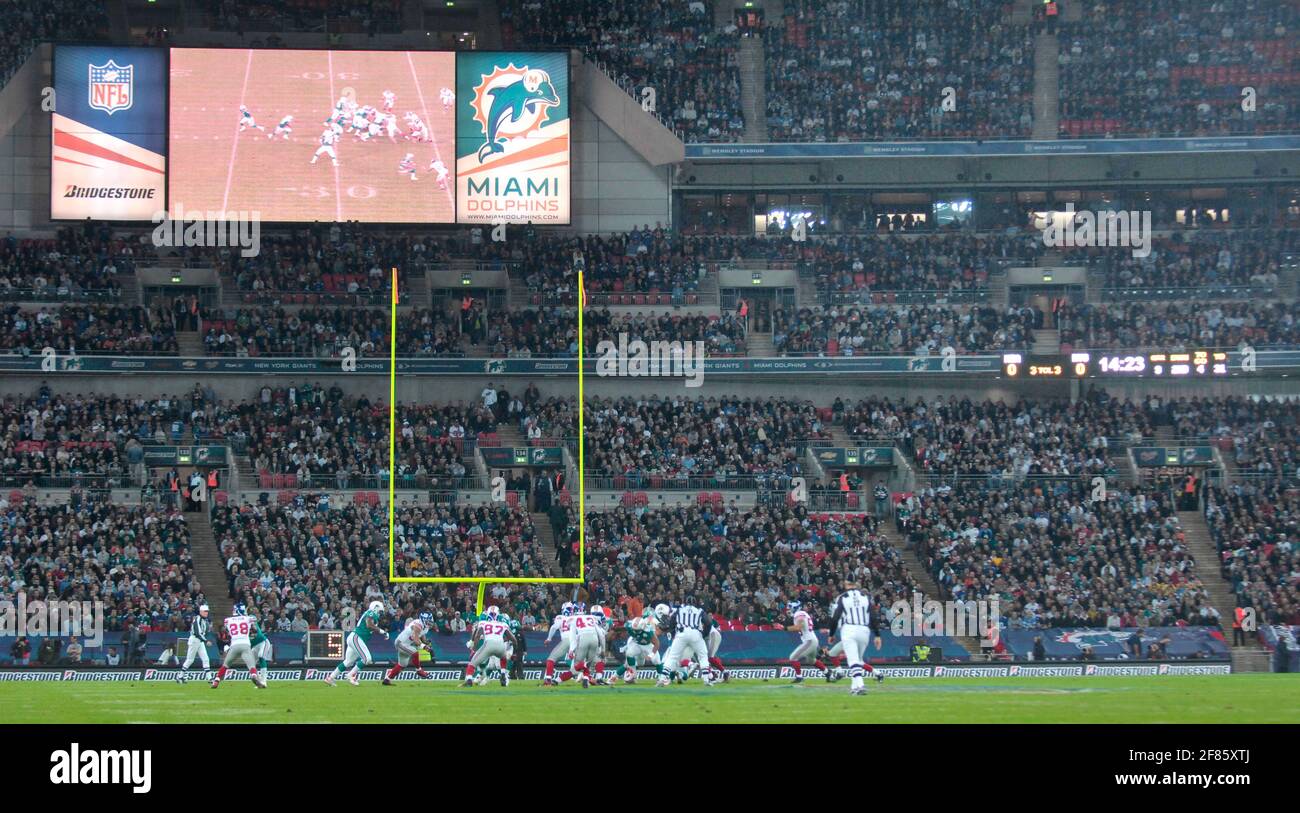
(2, 674, 1298, 723)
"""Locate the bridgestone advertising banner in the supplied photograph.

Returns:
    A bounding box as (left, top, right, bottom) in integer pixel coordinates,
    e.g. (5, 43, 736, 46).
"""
(0, 663, 1232, 682)
(52, 46, 168, 220)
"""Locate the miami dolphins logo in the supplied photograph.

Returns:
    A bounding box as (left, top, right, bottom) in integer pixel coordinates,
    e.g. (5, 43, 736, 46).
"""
(471, 64, 560, 162)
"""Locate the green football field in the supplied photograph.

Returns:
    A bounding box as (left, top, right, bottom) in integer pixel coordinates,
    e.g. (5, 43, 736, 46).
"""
(2, 674, 1299, 723)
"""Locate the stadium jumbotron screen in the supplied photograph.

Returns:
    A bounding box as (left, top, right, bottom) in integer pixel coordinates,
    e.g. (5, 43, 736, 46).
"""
(167, 48, 457, 223)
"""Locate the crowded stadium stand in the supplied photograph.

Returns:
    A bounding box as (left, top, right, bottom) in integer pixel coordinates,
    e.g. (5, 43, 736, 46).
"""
(1057, 0, 1299, 138)
(1, 0, 1298, 689)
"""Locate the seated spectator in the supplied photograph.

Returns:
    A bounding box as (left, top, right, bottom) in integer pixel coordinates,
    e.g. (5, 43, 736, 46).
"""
(0, 304, 177, 356)
(765, 0, 1034, 142)
(584, 395, 829, 488)
(908, 481, 1220, 629)
(1058, 0, 1299, 138)
(502, 0, 745, 141)
(584, 309, 746, 356)
(1203, 484, 1300, 627)
(772, 304, 1035, 356)
(0, 226, 135, 301)
(0, 1, 109, 90)
(1058, 301, 1300, 352)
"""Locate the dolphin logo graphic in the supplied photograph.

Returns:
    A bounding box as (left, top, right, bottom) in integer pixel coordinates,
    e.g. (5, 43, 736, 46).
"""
(477, 68, 560, 162)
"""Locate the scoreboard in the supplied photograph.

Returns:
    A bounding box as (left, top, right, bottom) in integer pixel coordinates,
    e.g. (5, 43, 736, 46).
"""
(304, 631, 345, 663)
(1002, 350, 1231, 379)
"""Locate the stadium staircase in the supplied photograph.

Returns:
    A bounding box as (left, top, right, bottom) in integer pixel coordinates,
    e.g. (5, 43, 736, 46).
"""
(1085, 266, 1108, 304)
(745, 330, 774, 357)
(1031, 328, 1060, 354)
(882, 523, 985, 659)
(176, 331, 205, 357)
(219, 274, 243, 308)
(185, 508, 234, 620)
(737, 36, 768, 143)
(796, 274, 820, 308)
(405, 267, 429, 308)
(114, 272, 142, 306)
(531, 515, 560, 577)
(1030, 32, 1060, 139)
(492, 421, 525, 448)
(507, 274, 536, 309)
(234, 453, 258, 490)
(826, 423, 853, 446)
(823, 423, 858, 488)
(1114, 448, 1139, 483)
(987, 271, 1010, 308)
(1176, 508, 1272, 670)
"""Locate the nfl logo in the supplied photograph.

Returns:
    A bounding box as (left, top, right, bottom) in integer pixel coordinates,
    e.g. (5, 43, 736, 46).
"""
(89, 60, 133, 115)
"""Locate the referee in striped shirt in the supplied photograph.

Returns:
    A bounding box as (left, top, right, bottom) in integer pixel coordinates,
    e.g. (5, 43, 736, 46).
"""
(829, 581, 877, 696)
(657, 598, 716, 686)
(177, 604, 213, 682)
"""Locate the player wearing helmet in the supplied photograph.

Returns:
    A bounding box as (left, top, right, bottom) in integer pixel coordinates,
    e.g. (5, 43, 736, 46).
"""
(464, 608, 517, 687)
(621, 607, 664, 683)
(325, 600, 389, 686)
(385, 611, 435, 684)
(507, 616, 526, 680)
(480, 610, 514, 684)
(211, 603, 266, 689)
(542, 601, 577, 685)
(787, 601, 834, 683)
(575, 605, 611, 687)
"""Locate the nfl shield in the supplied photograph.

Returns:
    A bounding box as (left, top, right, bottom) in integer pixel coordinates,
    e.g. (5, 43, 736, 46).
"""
(88, 60, 133, 115)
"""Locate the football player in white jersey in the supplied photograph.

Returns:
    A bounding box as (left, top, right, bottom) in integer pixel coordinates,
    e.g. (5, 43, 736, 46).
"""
(384, 611, 435, 684)
(211, 603, 267, 689)
(568, 605, 606, 688)
(542, 601, 577, 685)
(463, 606, 516, 687)
(310, 128, 339, 167)
(268, 115, 293, 140)
(405, 115, 429, 143)
(429, 158, 450, 190)
(473, 611, 514, 684)
(439, 87, 455, 110)
(382, 90, 396, 112)
(786, 601, 834, 683)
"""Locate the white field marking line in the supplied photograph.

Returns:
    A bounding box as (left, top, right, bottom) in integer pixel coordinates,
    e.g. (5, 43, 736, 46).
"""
(327, 52, 342, 221)
(221, 49, 256, 215)
(405, 51, 455, 211)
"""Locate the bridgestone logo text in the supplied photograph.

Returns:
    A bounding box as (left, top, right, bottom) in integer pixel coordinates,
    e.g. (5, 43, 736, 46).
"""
(63, 185, 156, 199)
